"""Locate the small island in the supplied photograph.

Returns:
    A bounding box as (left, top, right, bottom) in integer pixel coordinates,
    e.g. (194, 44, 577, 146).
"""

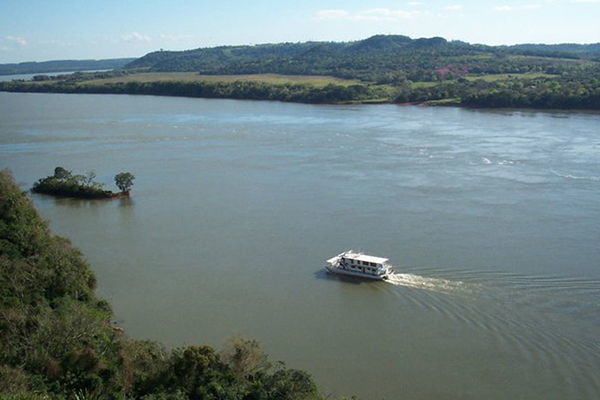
(32, 167, 135, 199)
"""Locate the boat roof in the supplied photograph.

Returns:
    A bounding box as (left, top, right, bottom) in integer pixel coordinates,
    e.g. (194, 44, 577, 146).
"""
(340, 251, 389, 264)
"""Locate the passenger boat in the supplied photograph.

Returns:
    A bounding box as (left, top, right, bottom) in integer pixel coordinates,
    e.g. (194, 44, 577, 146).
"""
(325, 251, 394, 280)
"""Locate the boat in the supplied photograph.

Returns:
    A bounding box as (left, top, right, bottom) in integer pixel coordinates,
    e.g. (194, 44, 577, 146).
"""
(325, 250, 394, 280)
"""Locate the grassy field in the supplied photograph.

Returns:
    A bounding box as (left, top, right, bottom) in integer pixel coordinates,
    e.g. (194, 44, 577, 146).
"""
(409, 72, 559, 88)
(81, 72, 362, 86)
(410, 81, 439, 88)
(464, 72, 558, 82)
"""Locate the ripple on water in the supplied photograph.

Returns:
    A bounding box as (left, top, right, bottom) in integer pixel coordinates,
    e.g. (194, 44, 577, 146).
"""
(383, 267, 600, 397)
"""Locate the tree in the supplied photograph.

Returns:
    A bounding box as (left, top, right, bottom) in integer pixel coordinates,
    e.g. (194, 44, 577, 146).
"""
(53, 167, 71, 180)
(114, 172, 135, 193)
(85, 171, 96, 186)
(220, 336, 270, 380)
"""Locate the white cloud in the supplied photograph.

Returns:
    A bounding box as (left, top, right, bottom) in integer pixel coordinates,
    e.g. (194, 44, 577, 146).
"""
(314, 8, 420, 22)
(571, 0, 600, 3)
(444, 4, 463, 10)
(5, 35, 27, 46)
(407, 1, 424, 5)
(122, 32, 151, 42)
(494, 3, 543, 11)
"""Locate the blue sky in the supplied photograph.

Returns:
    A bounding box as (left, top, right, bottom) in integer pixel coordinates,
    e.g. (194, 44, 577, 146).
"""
(1, 0, 599, 63)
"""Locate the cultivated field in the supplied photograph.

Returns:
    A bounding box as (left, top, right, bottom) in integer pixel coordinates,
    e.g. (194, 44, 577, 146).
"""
(464, 72, 558, 81)
(82, 72, 361, 86)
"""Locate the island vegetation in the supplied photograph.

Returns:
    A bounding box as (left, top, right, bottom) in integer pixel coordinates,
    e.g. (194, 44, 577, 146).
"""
(1, 34, 599, 109)
(0, 169, 341, 400)
(32, 167, 135, 199)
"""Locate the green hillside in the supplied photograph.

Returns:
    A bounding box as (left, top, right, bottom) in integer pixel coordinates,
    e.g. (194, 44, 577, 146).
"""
(126, 35, 600, 84)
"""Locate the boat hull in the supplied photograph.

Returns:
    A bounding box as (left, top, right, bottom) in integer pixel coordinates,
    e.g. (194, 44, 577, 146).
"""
(325, 265, 388, 281)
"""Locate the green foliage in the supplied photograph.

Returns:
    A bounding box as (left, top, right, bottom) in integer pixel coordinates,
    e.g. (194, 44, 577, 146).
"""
(0, 79, 387, 104)
(53, 167, 71, 180)
(124, 34, 600, 84)
(220, 336, 270, 379)
(0, 170, 335, 400)
(114, 172, 135, 193)
(32, 167, 113, 199)
(0, 170, 116, 398)
(392, 73, 600, 109)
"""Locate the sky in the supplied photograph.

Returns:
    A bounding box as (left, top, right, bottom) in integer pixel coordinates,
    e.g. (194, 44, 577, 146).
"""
(1, 0, 599, 63)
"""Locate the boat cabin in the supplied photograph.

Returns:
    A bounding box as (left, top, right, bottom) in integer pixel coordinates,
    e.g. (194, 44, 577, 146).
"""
(326, 250, 393, 280)
(340, 251, 388, 273)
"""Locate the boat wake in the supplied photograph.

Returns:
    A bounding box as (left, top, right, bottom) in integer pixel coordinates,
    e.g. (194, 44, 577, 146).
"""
(385, 272, 465, 293)
(550, 169, 600, 182)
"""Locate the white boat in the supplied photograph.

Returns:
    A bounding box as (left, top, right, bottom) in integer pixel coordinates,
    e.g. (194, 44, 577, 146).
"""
(325, 250, 394, 280)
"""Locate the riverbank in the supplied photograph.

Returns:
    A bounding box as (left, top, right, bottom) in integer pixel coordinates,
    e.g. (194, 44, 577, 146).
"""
(0, 76, 389, 105)
(31, 186, 129, 199)
(1, 73, 598, 109)
(0, 80, 600, 110)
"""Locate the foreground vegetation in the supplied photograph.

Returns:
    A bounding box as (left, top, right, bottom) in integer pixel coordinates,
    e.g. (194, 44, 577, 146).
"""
(0, 170, 337, 400)
(1, 34, 599, 109)
(32, 167, 135, 199)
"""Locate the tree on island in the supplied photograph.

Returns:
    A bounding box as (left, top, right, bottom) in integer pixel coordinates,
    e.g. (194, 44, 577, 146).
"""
(53, 166, 71, 180)
(114, 172, 135, 193)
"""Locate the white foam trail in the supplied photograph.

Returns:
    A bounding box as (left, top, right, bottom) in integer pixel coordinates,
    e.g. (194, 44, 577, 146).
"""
(386, 272, 464, 293)
(550, 169, 600, 182)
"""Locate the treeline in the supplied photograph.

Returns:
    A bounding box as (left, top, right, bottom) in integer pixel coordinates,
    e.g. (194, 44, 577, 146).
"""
(394, 76, 600, 109)
(0, 79, 387, 104)
(2, 75, 599, 109)
(0, 58, 135, 76)
(0, 170, 339, 400)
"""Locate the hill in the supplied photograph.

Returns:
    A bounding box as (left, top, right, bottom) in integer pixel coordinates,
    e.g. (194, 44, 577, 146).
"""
(125, 35, 600, 84)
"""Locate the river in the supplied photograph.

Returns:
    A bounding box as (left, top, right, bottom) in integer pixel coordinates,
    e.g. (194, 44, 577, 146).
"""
(1, 92, 599, 400)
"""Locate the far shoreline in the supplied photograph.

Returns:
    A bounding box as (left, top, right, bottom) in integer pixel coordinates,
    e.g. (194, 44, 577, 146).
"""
(2, 87, 598, 114)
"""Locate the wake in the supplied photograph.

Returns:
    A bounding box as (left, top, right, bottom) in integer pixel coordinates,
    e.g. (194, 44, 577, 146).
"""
(385, 272, 465, 293)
